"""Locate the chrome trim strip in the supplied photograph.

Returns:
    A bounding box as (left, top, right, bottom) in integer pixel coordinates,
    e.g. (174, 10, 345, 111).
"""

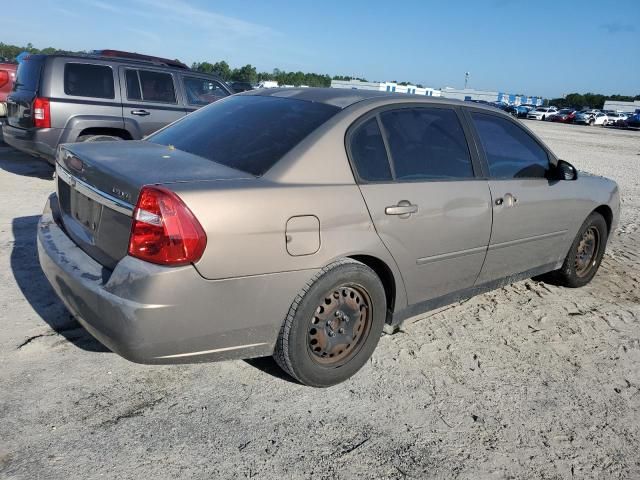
(155, 343, 268, 359)
(488, 230, 568, 251)
(56, 163, 134, 216)
(417, 245, 487, 265)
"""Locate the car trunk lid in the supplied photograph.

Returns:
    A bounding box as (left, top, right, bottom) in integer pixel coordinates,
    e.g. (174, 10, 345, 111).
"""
(56, 141, 253, 270)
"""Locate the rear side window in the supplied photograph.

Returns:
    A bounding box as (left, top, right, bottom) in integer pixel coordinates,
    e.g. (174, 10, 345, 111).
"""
(183, 76, 229, 106)
(380, 108, 474, 180)
(349, 118, 392, 181)
(471, 113, 549, 178)
(13, 57, 44, 92)
(64, 63, 114, 99)
(147, 95, 339, 176)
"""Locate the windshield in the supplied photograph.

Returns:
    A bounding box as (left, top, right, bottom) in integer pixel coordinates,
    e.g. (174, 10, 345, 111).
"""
(147, 95, 340, 176)
(559, 109, 572, 114)
(535, 108, 547, 112)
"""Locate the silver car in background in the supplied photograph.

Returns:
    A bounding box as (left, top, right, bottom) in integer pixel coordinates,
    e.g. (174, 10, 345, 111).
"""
(38, 89, 620, 386)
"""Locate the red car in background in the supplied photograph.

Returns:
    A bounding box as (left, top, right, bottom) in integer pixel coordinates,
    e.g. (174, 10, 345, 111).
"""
(551, 108, 577, 123)
(0, 62, 17, 118)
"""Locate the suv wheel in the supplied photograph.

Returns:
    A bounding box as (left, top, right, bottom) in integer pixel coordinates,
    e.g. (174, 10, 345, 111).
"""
(274, 259, 386, 387)
(77, 135, 123, 142)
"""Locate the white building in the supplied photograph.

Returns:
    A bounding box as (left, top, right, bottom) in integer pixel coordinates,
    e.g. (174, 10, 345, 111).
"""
(331, 79, 441, 97)
(440, 87, 543, 106)
(603, 100, 640, 113)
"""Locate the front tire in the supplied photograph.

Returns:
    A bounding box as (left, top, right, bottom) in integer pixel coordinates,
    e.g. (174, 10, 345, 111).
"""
(274, 259, 386, 387)
(548, 212, 608, 288)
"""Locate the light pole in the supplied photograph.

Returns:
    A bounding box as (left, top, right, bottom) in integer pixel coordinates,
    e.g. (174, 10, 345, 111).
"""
(464, 72, 470, 89)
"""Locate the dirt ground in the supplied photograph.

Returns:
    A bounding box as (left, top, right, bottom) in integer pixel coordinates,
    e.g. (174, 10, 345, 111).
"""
(1, 121, 639, 480)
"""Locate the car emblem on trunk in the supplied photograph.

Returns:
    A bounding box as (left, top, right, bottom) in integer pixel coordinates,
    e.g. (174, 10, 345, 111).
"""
(112, 187, 131, 202)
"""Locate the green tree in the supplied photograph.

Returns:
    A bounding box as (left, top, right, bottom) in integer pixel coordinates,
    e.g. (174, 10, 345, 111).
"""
(211, 61, 231, 80)
(231, 64, 257, 83)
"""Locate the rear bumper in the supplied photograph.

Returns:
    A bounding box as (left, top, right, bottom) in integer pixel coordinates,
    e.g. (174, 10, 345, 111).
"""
(38, 193, 317, 363)
(1, 124, 61, 163)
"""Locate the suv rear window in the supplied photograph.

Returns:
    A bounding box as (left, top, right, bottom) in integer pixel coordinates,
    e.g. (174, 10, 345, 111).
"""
(13, 57, 44, 92)
(147, 95, 340, 176)
(64, 63, 115, 99)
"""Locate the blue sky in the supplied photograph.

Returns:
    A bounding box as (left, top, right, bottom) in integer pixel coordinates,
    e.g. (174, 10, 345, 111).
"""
(3, 0, 639, 97)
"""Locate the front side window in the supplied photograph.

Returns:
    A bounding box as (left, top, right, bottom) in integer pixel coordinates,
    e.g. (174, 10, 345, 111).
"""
(471, 112, 549, 179)
(379, 107, 474, 181)
(349, 118, 392, 182)
(183, 76, 229, 106)
(126, 69, 176, 103)
(64, 63, 114, 99)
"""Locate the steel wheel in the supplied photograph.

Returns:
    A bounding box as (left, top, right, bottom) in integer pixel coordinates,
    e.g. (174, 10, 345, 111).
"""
(307, 285, 372, 367)
(575, 226, 600, 278)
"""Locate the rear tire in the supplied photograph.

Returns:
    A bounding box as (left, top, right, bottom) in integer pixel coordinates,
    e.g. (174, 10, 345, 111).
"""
(77, 135, 123, 142)
(545, 212, 608, 288)
(274, 259, 386, 387)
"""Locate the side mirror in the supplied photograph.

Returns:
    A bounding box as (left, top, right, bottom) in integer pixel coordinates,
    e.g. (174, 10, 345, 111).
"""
(555, 159, 578, 181)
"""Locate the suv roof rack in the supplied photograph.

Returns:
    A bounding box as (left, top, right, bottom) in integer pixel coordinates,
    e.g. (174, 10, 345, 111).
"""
(90, 50, 189, 70)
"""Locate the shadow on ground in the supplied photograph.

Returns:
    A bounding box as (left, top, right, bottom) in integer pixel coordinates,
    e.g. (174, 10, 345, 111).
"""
(0, 144, 54, 180)
(11, 215, 109, 352)
(244, 357, 299, 384)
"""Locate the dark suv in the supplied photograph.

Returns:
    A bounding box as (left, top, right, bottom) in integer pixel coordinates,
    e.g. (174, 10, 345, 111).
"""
(2, 50, 232, 163)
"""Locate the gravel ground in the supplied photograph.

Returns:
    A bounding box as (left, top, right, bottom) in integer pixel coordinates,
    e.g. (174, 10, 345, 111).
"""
(1, 121, 639, 479)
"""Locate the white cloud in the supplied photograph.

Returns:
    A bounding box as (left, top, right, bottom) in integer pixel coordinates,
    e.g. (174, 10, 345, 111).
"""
(132, 0, 278, 38)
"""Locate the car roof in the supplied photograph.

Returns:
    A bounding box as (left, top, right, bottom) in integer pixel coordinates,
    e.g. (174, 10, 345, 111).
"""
(27, 53, 223, 78)
(240, 87, 485, 110)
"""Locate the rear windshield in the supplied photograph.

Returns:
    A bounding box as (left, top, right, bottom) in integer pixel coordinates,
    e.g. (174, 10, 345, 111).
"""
(147, 95, 340, 176)
(13, 56, 44, 92)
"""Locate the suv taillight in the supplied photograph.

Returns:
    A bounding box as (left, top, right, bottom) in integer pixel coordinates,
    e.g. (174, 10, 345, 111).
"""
(128, 186, 207, 266)
(33, 97, 51, 128)
(0, 70, 8, 88)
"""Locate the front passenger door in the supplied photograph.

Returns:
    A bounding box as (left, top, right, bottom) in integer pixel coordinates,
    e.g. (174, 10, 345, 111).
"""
(469, 112, 576, 284)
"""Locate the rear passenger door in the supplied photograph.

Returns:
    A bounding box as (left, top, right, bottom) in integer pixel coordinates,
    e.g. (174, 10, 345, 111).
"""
(468, 111, 576, 284)
(119, 67, 185, 137)
(349, 105, 492, 306)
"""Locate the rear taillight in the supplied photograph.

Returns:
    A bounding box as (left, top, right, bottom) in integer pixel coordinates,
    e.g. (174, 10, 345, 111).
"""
(33, 97, 51, 128)
(128, 186, 207, 266)
(0, 70, 8, 88)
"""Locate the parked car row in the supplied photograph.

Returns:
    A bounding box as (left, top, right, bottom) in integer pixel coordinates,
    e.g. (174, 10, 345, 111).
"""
(471, 99, 640, 129)
(521, 106, 639, 128)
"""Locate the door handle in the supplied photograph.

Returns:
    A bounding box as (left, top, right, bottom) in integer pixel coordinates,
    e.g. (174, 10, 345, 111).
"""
(495, 193, 518, 207)
(385, 200, 418, 218)
(131, 109, 150, 116)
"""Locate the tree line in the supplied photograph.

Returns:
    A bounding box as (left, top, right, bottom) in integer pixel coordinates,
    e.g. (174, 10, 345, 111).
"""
(548, 92, 640, 109)
(191, 61, 333, 88)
